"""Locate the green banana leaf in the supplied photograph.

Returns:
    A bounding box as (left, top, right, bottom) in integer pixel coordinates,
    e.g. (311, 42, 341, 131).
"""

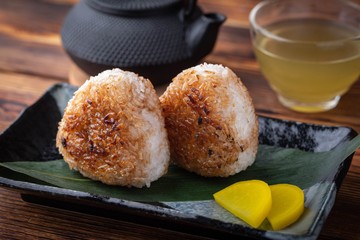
(1, 135, 359, 202)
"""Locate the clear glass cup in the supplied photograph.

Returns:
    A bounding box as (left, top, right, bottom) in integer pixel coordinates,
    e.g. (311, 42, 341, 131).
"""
(249, 0, 360, 113)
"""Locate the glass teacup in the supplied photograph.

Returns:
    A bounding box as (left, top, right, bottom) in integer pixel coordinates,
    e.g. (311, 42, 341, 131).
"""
(249, 0, 360, 112)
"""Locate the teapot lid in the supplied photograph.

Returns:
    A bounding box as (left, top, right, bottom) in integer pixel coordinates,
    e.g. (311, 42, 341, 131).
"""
(86, 0, 184, 16)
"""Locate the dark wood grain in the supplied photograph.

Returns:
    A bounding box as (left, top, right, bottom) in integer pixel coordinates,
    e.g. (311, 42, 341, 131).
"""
(0, 0, 360, 239)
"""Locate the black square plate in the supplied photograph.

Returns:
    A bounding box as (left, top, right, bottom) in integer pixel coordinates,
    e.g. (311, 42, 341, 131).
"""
(0, 83, 357, 240)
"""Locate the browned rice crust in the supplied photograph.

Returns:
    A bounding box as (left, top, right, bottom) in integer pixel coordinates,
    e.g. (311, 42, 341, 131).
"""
(56, 69, 170, 188)
(160, 63, 259, 177)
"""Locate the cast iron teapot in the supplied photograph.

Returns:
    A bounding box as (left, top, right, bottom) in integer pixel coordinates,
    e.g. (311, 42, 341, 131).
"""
(61, 0, 226, 85)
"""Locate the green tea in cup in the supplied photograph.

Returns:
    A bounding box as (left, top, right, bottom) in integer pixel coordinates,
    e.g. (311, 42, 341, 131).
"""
(250, 0, 360, 112)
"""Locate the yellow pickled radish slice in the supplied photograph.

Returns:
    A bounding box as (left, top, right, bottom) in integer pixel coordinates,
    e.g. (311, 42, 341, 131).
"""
(267, 184, 304, 231)
(213, 180, 272, 228)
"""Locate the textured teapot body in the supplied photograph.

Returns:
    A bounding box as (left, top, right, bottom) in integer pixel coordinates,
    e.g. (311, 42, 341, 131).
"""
(61, 0, 225, 85)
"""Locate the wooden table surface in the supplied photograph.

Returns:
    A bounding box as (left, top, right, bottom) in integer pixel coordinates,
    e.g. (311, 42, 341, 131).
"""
(0, 0, 359, 239)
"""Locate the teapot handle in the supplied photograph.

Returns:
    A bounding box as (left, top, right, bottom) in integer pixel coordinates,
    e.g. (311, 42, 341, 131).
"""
(184, 0, 197, 18)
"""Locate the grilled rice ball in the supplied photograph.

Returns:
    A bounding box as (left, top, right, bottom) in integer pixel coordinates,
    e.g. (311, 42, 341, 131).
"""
(160, 63, 258, 177)
(56, 69, 170, 188)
